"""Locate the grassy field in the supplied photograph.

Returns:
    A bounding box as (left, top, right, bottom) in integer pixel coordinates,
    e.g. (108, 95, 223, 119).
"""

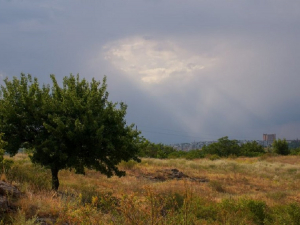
(2, 154, 300, 224)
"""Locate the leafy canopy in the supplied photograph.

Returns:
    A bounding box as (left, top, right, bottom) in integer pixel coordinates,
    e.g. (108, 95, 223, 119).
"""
(202, 137, 266, 158)
(0, 73, 141, 190)
(202, 136, 240, 157)
(272, 138, 290, 155)
(240, 141, 265, 157)
(138, 141, 176, 159)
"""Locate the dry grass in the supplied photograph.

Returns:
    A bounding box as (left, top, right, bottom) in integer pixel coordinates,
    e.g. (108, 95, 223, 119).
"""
(3, 154, 300, 224)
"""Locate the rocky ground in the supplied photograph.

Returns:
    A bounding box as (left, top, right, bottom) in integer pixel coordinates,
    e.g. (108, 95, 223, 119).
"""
(141, 168, 209, 182)
(0, 181, 21, 212)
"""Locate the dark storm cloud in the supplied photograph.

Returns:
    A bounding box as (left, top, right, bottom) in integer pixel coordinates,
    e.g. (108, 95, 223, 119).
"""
(1, 0, 300, 143)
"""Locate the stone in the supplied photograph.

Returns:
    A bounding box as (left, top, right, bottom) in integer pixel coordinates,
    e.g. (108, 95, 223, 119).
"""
(144, 168, 209, 183)
(0, 181, 21, 197)
(0, 195, 8, 211)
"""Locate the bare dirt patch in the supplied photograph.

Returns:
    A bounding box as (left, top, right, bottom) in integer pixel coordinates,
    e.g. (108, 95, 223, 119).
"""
(140, 168, 209, 183)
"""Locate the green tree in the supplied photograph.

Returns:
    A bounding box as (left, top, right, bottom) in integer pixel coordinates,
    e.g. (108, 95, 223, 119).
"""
(138, 141, 176, 159)
(290, 147, 300, 155)
(202, 136, 240, 157)
(272, 138, 290, 155)
(288, 140, 300, 150)
(240, 141, 265, 157)
(0, 133, 7, 154)
(0, 133, 10, 174)
(0, 73, 141, 190)
(167, 150, 188, 159)
(185, 149, 205, 159)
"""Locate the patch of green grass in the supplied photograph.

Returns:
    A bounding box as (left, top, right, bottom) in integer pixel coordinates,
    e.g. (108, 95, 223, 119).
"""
(266, 191, 288, 201)
(119, 160, 139, 170)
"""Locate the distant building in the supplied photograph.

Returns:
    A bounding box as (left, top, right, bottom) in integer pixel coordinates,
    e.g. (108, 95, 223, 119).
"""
(263, 134, 276, 146)
(263, 134, 276, 142)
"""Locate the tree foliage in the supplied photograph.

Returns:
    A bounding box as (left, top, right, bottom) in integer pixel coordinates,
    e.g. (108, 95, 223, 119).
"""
(202, 136, 240, 157)
(240, 141, 265, 157)
(290, 147, 300, 155)
(0, 73, 141, 190)
(272, 138, 290, 155)
(0, 133, 13, 175)
(138, 141, 176, 159)
(288, 140, 300, 150)
(0, 133, 7, 153)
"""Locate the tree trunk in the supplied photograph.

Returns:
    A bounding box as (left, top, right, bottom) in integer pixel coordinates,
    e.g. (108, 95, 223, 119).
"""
(51, 167, 59, 191)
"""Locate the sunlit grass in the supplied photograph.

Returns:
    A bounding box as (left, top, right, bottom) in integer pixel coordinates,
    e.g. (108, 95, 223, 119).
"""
(3, 154, 300, 224)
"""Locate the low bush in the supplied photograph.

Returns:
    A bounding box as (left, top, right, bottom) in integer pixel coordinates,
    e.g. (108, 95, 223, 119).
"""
(7, 161, 51, 191)
(185, 149, 205, 160)
(207, 154, 221, 161)
(118, 160, 139, 170)
(168, 151, 188, 159)
(290, 147, 300, 155)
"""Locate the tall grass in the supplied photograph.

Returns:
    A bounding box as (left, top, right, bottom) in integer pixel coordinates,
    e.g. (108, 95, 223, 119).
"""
(2, 154, 300, 224)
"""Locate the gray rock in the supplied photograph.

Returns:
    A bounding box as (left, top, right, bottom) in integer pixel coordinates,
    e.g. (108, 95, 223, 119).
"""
(0, 181, 21, 197)
(0, 196, 8, 211)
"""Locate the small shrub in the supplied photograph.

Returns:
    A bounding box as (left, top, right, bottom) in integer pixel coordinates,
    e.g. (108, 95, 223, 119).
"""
(116, 193, 150, 224)
(57, 195, 101, 225)
(185, 149, 205, 160)
(2, 159, 14, 174)
(98, 192, 120, 213)
(194, 199, 218, 221)
(10, 209, 37, 225)
(267, 202, 300, 225)
(168, 151, 188, 159)
(164, 192, 185, 211)
(217, 199, 246, 224)
(0, 134, 14, 176)
(78, 185, 98, 204)
(7, 161, 51, 191)
(244, 199, 267, 225)
(285, 203, 300, 225)
(119, 160, 138, 170)
(207, 154, 220, 161)
(209, 180, 226, 193)
(290, 147, 300, 155)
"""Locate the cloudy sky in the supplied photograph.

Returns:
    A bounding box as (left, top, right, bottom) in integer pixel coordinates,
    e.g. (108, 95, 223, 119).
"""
(1, 0, 300, 144)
